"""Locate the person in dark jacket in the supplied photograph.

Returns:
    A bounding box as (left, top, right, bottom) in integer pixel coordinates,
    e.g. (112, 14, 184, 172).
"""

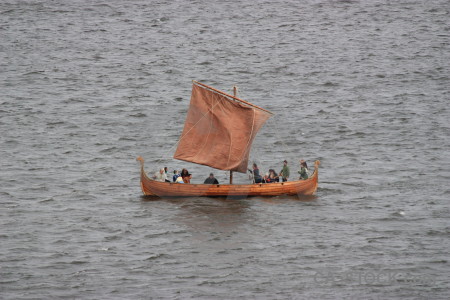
(204, 173, 219, 184)
(248, 163, 262, 183)
(173, 170, 180, 182)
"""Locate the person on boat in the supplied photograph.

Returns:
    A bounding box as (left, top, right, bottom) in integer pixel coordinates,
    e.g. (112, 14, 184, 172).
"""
(153, 168, 168, 182)
(279, 160, 290, 182)
(181, 168, 192, 183)
(163, 167, 171, 182)
(268, 169, 279, 183)
(173, 170, 180, 182)
(204, 173, 219, 184)
(262, 172, 270, 183)
(298, 160, 309, 180)
(248, 163, 262, 183)
(175, 176, 184, 183)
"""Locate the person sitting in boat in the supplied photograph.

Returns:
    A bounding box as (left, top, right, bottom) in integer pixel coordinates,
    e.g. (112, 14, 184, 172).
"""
(204, 173, 219, 184)
(181, 168, 192, 183)
(153, 167, 168, 182)
(175, 176, 184, 183)
(164, 167, 169, 178)
(262, 172, 270, 183)
(268, 169, 279, 183)
(173, 170, 180, 182)
(279, 160, 290, 182)
(248, 163, 262, 183)
(298, 160, 309, 180)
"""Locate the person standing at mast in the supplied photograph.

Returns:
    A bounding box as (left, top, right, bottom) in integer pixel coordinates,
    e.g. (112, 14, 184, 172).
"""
(280, 160, 290, 182)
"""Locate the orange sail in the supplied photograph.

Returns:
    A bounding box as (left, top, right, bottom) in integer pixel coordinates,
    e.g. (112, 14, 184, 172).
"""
(173, 81, 272, 173)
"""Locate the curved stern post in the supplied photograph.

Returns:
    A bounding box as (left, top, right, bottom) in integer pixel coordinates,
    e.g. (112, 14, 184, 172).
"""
(136, 156, 152, 196)
(311, 160, 320, 195)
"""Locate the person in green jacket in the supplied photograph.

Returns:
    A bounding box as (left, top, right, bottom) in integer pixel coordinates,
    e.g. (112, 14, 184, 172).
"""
(279, 160, 290, 182)
(298, 160, 309, 180)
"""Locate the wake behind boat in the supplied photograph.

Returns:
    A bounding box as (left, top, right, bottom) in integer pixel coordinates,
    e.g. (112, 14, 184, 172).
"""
(137, 81, 319, 197)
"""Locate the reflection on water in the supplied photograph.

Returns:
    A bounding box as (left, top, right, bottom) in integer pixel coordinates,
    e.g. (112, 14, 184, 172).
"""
(168, 197, 250, 232)
(256, 194, 318, 204)
(140, 194, 318, 235)
(141, 194, 317, 203)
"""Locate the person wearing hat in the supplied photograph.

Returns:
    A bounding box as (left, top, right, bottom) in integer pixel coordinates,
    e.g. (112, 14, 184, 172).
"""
(279, 160, 290, 182)
(204, 173, 219, 184)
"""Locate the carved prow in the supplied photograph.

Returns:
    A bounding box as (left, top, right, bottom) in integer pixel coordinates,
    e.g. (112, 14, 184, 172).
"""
(136, 156, 145, 174)
(314, 160, 320, 169)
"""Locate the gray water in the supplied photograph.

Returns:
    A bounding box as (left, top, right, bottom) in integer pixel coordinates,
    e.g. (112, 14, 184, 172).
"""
(1, 0, 449, 299)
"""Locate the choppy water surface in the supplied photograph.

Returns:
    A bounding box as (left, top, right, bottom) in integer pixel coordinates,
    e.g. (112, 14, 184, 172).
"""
(1, 0, 449, 299)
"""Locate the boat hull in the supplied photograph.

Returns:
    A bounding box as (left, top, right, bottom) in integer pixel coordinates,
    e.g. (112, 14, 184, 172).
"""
(137, 157, 319, 197)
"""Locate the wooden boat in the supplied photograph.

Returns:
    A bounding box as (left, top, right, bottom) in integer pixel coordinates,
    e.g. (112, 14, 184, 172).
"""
(137, 81, 320, 197)
(138, 157, 319, 197)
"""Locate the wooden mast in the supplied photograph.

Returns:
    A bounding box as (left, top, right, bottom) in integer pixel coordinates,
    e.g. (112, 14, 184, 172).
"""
(229, 85, 238, 185)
